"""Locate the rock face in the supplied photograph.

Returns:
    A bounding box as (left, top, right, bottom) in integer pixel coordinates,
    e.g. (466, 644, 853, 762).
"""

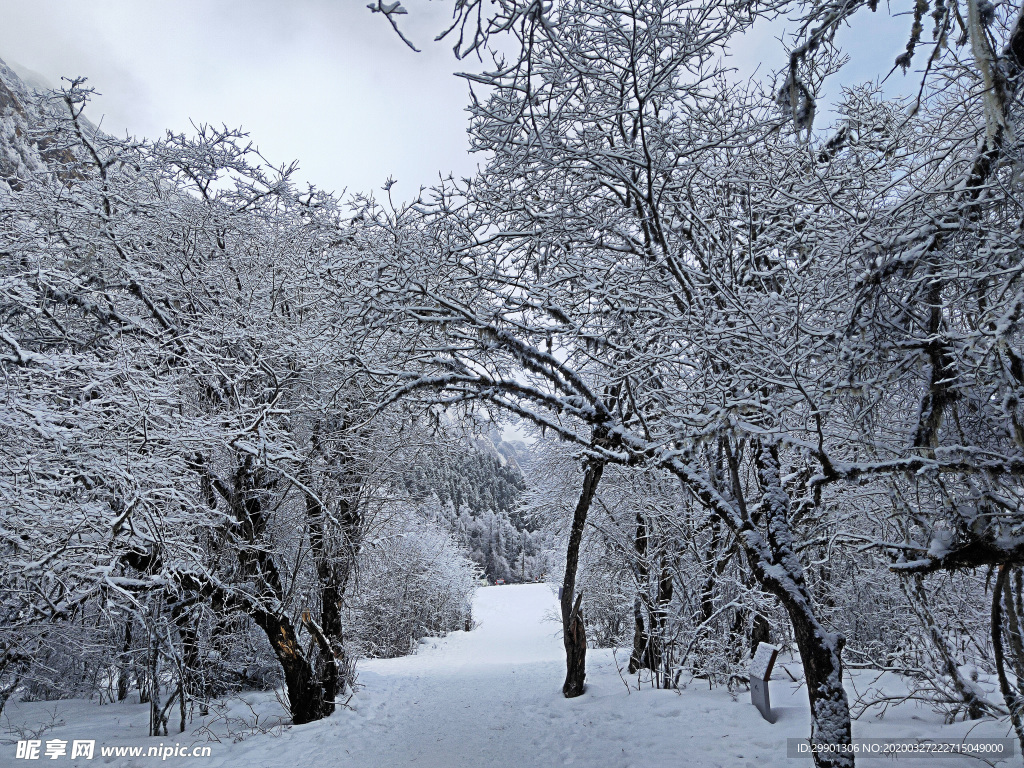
(0, 57, 48, 191)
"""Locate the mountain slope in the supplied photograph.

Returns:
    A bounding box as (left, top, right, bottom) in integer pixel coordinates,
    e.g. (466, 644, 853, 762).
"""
(0, 56, 48, 191)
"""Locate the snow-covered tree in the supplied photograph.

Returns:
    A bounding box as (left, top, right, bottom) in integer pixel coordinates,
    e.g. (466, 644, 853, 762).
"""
(364, 0, 1024, 760)
(0, 72, 482, 728)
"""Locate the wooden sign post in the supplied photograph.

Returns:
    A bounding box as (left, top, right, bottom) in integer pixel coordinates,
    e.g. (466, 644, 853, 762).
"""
(749, 642, 780, 723)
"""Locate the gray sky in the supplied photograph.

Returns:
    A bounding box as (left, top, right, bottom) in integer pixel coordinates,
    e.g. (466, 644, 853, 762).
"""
(0, 1, 914, 201)
(0, 0, 481, 199)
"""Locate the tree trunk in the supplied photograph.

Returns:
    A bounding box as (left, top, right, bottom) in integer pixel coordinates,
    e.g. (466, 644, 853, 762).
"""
(0, 646, 28, 720)
(653, 561, 673, 686)
(229, 455, 335, 725)
(560, 460, 604, 698)
(177, 568, 333, 727)
(179, 680, 186, 734)
(629, 597, 649, 674)
(999, 569, 1024, 693)
(632, 554, 673, 684)
(256, 611, 330, 726)
(751, 442, 853, 768)
(992, 565, 1024, 754)
(171, 598, 203, 730)
(785, 597, 852, 768)
(116, 621, 132, 702)
(693, 517, 735, 672)
(750, 613, 771, 656)
(147, 626, 163, 737)
(629, 510, 652, 674)
(563, 592, 587, 697)
(303, 445, 362, 719)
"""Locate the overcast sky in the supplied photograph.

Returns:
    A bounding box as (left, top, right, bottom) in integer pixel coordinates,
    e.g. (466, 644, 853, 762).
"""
(0, 0, 485, 199)
(0, 1, 913, 201)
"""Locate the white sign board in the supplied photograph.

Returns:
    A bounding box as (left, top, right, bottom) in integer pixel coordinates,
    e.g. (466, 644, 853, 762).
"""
(750, 642, 780, 682)
(749, 642, 780, 724)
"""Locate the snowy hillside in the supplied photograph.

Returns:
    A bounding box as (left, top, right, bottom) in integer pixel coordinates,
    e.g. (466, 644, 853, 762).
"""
(0, 56, 47, 190)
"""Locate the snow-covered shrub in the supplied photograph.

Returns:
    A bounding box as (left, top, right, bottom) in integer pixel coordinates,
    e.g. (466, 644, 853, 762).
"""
(188, 612, 283, 697)
(345, 510, 477, 658)
(12, 624, 104, 704)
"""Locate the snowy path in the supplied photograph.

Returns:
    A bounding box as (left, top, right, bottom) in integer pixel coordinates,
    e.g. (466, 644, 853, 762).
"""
(290, 583, 752, 768)
(2, 584, 1015, 767)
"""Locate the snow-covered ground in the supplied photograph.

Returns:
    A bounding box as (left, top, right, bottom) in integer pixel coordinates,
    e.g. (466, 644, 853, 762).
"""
(2, 584, 1016, 767)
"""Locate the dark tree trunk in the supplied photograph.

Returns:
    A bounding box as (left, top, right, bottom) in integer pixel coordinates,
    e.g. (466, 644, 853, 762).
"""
(629, 597, 648, 674)
(312, 592, 342, 717)
(116, 621, 132, 702)
(206, 617, 232, 701)
(303, 435, 363, 719)
(305, 491, 343, 719)
(784, 598, 852, 768)
(175, 568, 331, 727)
(999, 569, 1024, 692)
(250, 610, 330, 726)
(169, 596, 210, 730)
(653, 562, 673, 684)
(750, 613, 771, 656)
(563, 592, 586, 697)
(0, 647, 29, 720)
(560, 460, 604, 698)
(214, 454, 334, 725)
(632, 554, 674, 683)
(992, 565, 1024, 754)
(0, 672, 22, 721)
(629, 510, 651, 674)
(147, 623, 163, 736)
(281, 654, 324, 724)
(692, 516, 736, 672)
(751, 443, 853, 768)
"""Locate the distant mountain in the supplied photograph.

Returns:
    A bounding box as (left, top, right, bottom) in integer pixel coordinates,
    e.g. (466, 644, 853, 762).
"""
(0, 56, 99, 192)
(0, 56, 48, 190)
(4, 58, 55, 94)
